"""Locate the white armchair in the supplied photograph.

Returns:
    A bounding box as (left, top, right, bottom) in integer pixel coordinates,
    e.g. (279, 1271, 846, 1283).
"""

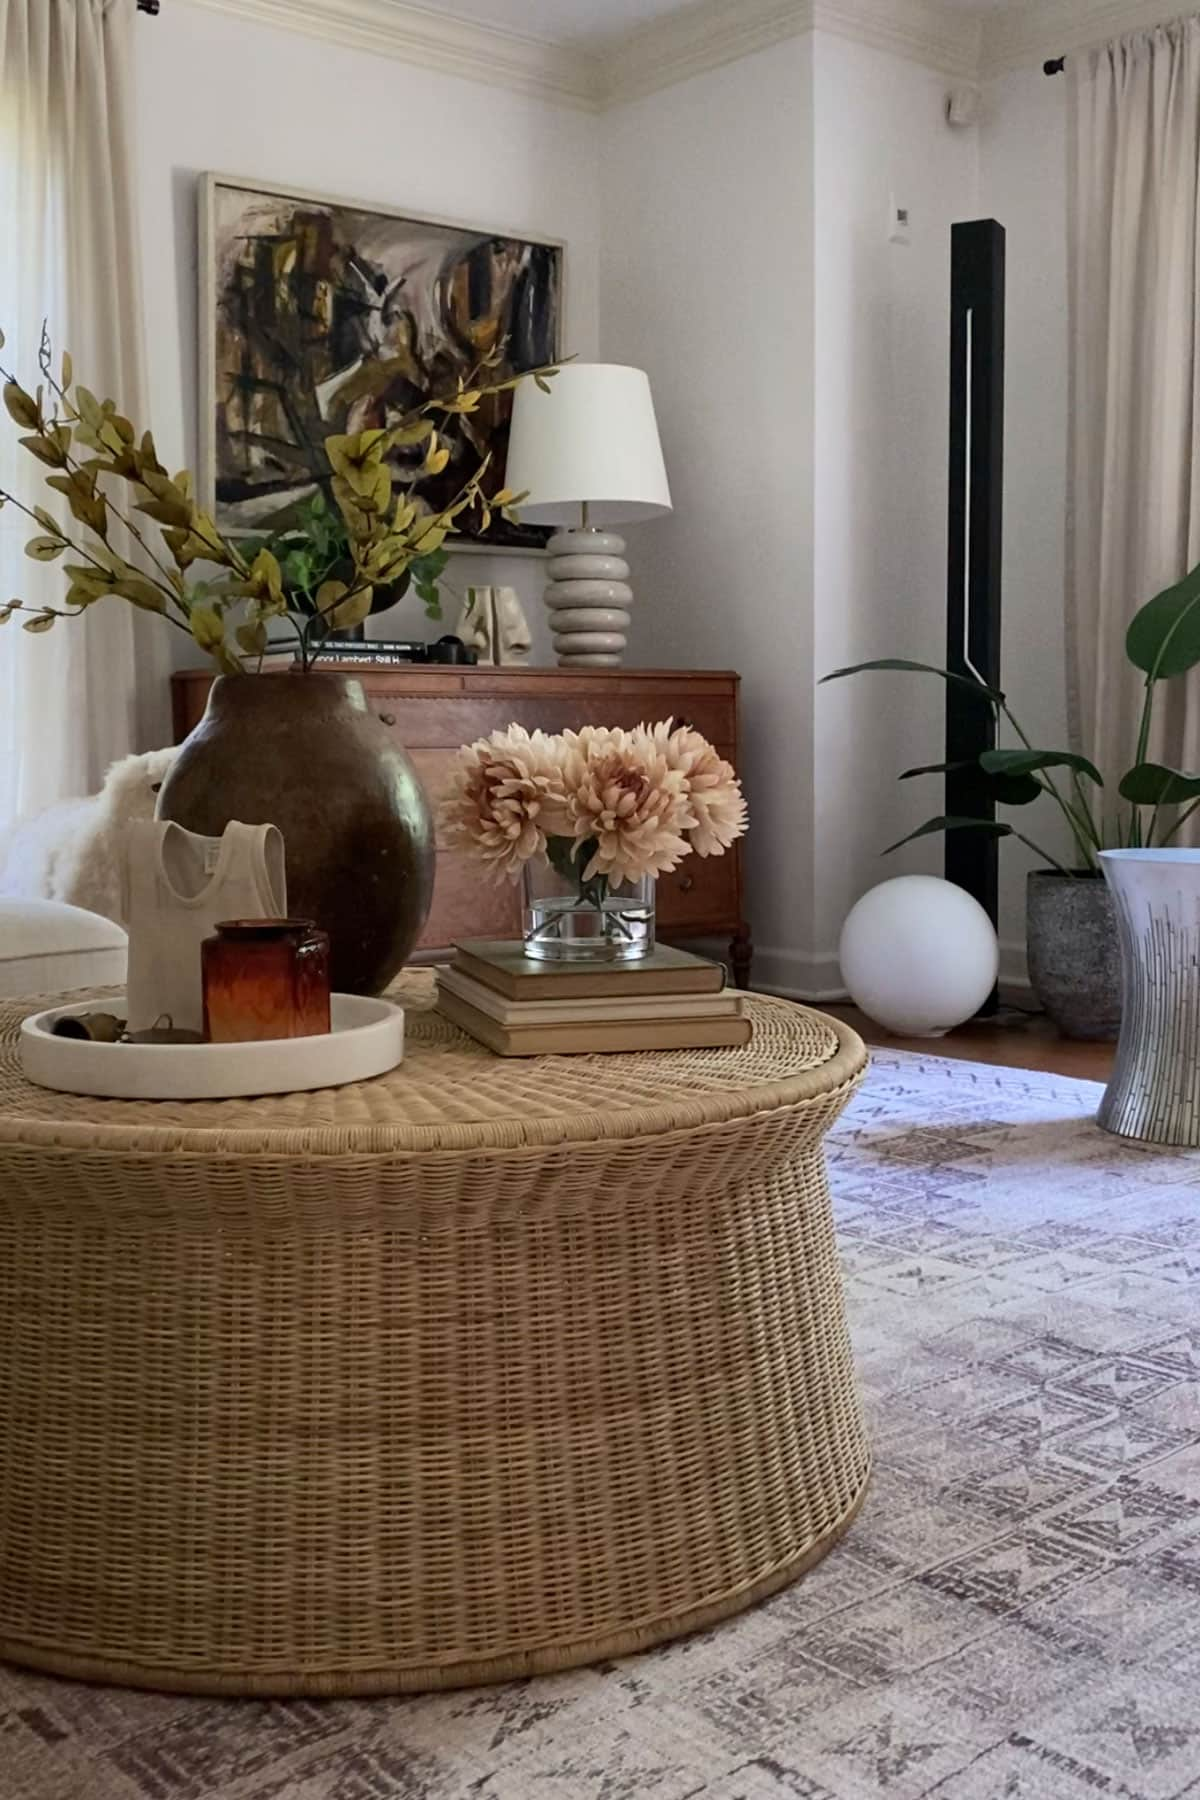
(0, 899, 127, 1000)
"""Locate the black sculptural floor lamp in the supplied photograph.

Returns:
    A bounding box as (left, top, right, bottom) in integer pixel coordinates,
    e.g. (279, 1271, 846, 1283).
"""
(946, 218, 1006, 1012)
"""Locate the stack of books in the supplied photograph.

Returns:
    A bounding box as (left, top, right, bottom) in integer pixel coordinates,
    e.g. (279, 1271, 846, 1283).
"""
(436, 940, 752, 1056)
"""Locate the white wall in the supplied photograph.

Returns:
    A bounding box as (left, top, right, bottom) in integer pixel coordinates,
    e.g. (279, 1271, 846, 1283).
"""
(979, 66, 1074, 980)
(600, 38, 817, 979)
(133, 2, 602, 669)
(810, 34, 980, 993)
(601, 34, 1051, 998)
(807, 50, 1075, 994)
(809, 49, 1074, 994)
(599, 28, 982, 996)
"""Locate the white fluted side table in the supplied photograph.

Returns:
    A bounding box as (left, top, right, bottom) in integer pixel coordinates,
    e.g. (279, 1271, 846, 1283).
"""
(1099, 848, 1200, 1146)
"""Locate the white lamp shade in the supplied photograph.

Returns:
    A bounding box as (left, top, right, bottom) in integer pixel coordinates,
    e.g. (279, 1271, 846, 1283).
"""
(504, 363, 672, 527)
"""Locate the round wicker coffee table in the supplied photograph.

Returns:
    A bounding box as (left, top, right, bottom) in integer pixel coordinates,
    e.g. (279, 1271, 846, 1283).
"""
(0, 983, 869, 1697)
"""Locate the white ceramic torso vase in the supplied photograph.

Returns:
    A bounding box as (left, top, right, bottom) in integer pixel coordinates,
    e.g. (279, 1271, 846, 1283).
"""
(120, 819, 286, 1033)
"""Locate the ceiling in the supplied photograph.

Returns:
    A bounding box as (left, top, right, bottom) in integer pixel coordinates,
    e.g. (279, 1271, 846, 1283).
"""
(409, 0, 1012, 49)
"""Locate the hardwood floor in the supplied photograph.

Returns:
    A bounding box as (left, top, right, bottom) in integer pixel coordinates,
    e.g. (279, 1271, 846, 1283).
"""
(821, 1003, 1116, 1082)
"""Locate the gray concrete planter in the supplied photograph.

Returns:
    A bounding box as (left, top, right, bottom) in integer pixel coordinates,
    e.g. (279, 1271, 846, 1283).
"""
(1026, 871, 1122, 1041)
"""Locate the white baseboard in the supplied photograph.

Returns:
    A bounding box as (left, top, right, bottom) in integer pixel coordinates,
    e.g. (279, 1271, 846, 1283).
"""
(749, 939, 1034, 1007)
(749, 945, 846, 1002)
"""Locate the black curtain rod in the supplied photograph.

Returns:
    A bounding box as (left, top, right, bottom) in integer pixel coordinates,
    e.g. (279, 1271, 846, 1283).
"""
(1044, 56, 1065, 75)
(138, 1, 160, 15)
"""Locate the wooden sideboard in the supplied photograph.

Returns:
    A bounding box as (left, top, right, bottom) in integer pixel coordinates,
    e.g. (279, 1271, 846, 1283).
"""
(171, 666, 753, 986)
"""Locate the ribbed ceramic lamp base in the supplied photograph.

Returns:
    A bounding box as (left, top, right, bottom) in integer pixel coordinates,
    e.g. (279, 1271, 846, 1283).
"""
(544, 528, 633, 667)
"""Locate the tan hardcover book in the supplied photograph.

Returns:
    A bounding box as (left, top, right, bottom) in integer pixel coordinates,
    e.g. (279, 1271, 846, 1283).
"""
(452, 940, 727, 1002)
(437, 966, 742, 1027)
(436, 986, 752, 1058)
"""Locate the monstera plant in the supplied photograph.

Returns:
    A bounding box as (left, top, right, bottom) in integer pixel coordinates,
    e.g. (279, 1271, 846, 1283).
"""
(822, 557, 1200, 1040)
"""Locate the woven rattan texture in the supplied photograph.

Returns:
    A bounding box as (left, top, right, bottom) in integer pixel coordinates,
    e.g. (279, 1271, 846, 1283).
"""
(0, 977, 851, 1152)
(0, 983, 870, 1694)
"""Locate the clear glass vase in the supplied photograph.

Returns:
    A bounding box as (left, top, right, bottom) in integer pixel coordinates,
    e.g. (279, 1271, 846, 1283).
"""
(522, 843, 656, 962)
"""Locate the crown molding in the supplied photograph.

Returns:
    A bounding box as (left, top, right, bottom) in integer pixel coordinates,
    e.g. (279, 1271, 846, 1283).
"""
(814, 0, 981, 81)
(183, 0, 605, 110)
(183, 0, 1175, 112)
(603, 0, 810, 103)
(603, 0, 980, 105)
(981, 0, 1189, 77)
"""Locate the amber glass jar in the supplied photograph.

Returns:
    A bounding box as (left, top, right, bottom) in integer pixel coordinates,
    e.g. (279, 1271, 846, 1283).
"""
(202, 920, 331, 1044)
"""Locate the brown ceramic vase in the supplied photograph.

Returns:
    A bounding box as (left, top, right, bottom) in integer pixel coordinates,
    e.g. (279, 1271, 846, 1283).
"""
(157, 673, 434, 995)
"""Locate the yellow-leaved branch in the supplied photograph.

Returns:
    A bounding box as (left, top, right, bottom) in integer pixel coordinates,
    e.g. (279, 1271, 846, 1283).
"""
(0, 321, 558, 672)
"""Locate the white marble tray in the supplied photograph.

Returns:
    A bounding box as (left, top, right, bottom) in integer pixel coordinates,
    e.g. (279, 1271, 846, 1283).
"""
(19, 993, 404, 1100)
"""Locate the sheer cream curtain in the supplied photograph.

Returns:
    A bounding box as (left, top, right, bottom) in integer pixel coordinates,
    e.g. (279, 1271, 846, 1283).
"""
(0, 0, 166, 827)
(1067, 20, 1200, 796)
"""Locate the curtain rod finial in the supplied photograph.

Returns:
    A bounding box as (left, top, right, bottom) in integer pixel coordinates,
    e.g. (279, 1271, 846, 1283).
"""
(1044, 56, 1065, 75)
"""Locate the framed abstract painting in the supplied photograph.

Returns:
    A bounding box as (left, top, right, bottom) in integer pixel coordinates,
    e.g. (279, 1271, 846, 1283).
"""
(199, 174, 564, 551)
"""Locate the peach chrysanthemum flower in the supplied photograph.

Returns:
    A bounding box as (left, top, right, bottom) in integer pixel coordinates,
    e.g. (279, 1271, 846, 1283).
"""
(439, 725, 570, 880)
(644, 719, 748, 857)
(561, 725, 695, 886)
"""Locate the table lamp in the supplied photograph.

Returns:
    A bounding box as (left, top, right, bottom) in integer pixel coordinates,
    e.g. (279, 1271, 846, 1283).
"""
(504, 363, 672, 666)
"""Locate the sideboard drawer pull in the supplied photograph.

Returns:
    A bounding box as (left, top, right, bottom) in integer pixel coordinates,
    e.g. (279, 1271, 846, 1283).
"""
(378, 711, 397, 727)
(678, 873, 695, 893)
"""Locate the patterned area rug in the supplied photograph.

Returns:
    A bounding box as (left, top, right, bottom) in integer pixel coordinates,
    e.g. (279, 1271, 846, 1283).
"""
(5, 1047, 1200, 1800)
